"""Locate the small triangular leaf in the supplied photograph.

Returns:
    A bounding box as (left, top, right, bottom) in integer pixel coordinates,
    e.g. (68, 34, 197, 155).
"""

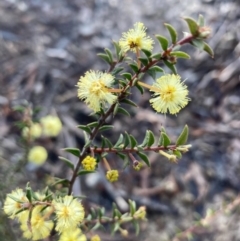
(203, 42, 214, 58)
(163, 60, 177, 74)
(156, 35, 169, 51)
(176, 125, 189, 146)
(183, 17, 199, 35)
(161, 133, 171, 147)
(170, 51, 191, 59)
(58, 156, 74, 170)
(62, 148, 80, 157)
(147, 130, 155, 147)
(137, 151, 150, 167)
(77, 170, 95, 176)
(164, 23, 178, 44)
(97, 53, 111, 65)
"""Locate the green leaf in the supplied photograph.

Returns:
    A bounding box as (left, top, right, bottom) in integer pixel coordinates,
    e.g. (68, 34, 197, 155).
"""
(62, 148, 80, 157)
(101, 137, 106, 148)
(91, 222, 101, 231)
(155, 35, 169, 51)
(170, 51, 191, 59)
(203, 42, 214, 58)
(26, 184, 32, 203)
(117, 152, 128, 162)
(129, 63, 139, 73)
(173, 150, 182, 158)
(99, 125, 114, 132)
(97, 53, 111, 65)
(113, 223, 120, 233)
(141, 48, 152, 58)
(158, 127, 167, 146)
(87, 121, 99, 128)
(198, 14, 205, 27)
(163, 60, 177, 74)
(129, 200, 136, 215)
(151, 53, 162, 60)
(77, 125, 91, 134)
(138, 57, 148, 66)
(133, 220, 140, 235)
(129, 134, 138, 149)
(149, 66, 164, 73)
(183, 17, 199, 35)
(147, 69, 156, 79)
(123, 132, 130, 148)
(111, 67, 124, 75)
(135, 82, 144, 94)
(140, 131, 150, 147)
(58, 156, 74, 170)
(123, 158, 130, 169)
(113, 103, 120, 116)
(117, 107, 131, 117)
(147, 66, 164, 79)
(114, 134, 124, 148)
(118, 79, 128, 87)
(191, 39, 204, 50)
(104, 48, 113, 63)
(137, 151, 150, 167)
(164, 23, 178, 44)
(103, 136, 113, 148)
(121, 72, 132, 80)
(161, 132, 171, 147)
(121, 98, 138, 107)
(113, 41, 121, 59)
(77, 170, 95, 176)
(176, 125, 189, 146)
(147, 130, 155, 147)
(51, 178, 70, 187)
(8, 194, 25, 203)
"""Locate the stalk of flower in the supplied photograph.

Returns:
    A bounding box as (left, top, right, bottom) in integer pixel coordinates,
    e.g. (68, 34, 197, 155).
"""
(159, 150, 177, 163)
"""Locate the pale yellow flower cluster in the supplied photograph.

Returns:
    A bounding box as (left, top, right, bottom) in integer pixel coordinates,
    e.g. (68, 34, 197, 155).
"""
(22, 115, 62, 139)
(77, 23, 189, 115)
(77, 70, 117, 113)
(3, 189, 54, 240)
(40, 115, 62, 137)
(28, 146, 48, 165)
(149, 74, 190, 115)
(3, 189, 86, 241)
(119, 22, 154, 53)
(91, 234, 101, 241)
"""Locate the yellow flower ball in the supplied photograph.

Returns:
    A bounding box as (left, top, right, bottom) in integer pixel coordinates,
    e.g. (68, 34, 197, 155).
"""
(53, 195, 85, 232)
(28, 146, 48, 165)
(119, 22, 154, 53)
(91, 234, 101, 241)
(106, 170, 119, 182)
(22, 123, 42, 139)
(40, 115, 62, 137)
(77, 70, 117, 113)
(82, 156, 97, 171)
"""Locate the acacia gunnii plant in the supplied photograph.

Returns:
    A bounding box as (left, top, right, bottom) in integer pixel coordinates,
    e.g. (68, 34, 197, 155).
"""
(3, 15, 213, 241)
